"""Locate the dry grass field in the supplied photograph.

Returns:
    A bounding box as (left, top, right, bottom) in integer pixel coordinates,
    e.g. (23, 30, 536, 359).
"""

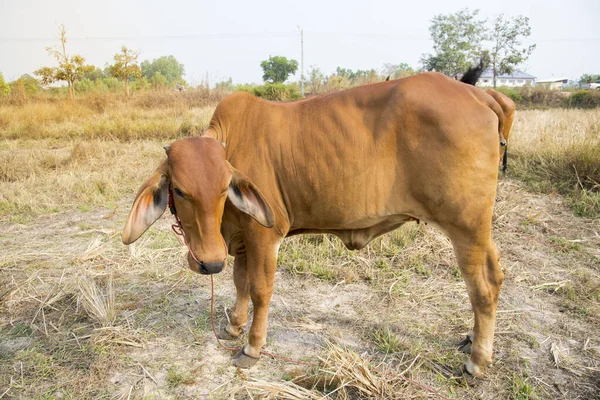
(0, 95, 599, 399)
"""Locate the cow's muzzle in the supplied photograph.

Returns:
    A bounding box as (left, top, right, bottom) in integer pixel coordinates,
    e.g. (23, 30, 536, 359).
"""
(197, 260, 225, 275)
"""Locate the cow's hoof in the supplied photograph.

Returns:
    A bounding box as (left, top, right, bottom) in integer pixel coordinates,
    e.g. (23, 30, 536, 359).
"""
(457, 333, 473, 354)
(217, 329, 239, 341)
(451, 364, 477, 386)
(232, 348, 259, 368)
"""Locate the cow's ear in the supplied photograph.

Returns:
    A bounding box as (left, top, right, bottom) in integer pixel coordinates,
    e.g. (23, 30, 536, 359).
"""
(227, 163, 275, 228)
(122, 160, 170, 244)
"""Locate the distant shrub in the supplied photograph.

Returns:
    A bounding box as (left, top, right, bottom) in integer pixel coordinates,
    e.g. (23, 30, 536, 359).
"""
(215, 78, 234, 92)
(75, 78, 100, 94)
(150, 72, 168, 90)
(496, 87, 522, 103)
(130, 87, 225, 109)
(500, 86, 583, 109)
(564, 90, 600, 109)
(0, 73, 10, 97)
(130, 77, 150, 92)
(237, 83, 301, 101)
(10, 74, 40, 96)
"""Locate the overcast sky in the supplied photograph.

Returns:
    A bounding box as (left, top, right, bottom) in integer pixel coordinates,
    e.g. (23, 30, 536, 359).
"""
(1, 0, 599, 85)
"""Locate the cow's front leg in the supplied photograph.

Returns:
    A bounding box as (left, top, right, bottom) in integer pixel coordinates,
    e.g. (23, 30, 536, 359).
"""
(232, 234, 280, 368)
(218, 254, 249, 340)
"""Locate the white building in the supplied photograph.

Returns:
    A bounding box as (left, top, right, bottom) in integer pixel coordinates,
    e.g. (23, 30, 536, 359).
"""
(476, 69, 536, 87)
(535, 78, 569, 90)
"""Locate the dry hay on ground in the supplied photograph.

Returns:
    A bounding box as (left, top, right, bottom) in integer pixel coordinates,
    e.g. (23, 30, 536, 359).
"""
(0, 178, 598, 399)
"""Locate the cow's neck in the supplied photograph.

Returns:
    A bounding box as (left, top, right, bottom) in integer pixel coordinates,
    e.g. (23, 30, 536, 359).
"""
(202, 127, 226, 144)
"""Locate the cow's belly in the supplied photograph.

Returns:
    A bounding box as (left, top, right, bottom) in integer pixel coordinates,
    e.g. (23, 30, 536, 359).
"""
(285, 168, 411, 231)
(287, 214, 418, 250)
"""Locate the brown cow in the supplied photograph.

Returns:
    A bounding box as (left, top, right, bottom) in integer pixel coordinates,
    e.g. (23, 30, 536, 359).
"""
(123, 71, 513, 377)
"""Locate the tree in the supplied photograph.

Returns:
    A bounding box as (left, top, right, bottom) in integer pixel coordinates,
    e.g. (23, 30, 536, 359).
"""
(333, 67, 379, 85)
(335, 67, 354, 80)
(382, 63, 417, 79)
(260, 56, 298, 83)
(84, 66, 105, 81)
(0, 72, 10, 96)
(150, 71, 167, 89)
(488, 14, 535, 88)
(10, 74, 41, 96)
(215, 77, 234, 92)
(34, 25, 94, 100)
(580, 74, 600, 84)
(420, 9, 488, 78)
(109, 46, 141, 96)
(307, 66, 324, 94)
(141, 55, 185, 86)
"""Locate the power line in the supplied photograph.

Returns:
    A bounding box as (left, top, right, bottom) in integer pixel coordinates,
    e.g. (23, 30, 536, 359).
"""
(0, 32, 298, 42)
(0, 32, 598, 43)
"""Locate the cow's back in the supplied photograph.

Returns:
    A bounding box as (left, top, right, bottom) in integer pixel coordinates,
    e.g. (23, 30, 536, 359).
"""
(208, 73, 500, 235)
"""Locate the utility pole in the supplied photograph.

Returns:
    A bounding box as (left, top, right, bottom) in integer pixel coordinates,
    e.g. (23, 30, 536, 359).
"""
(298, 25, 304, 97)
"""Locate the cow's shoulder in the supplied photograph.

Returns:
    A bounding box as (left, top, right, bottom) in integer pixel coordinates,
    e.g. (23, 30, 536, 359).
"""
(218, 91, 258, 109)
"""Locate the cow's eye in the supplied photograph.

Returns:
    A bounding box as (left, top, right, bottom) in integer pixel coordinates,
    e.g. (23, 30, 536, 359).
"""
(174, 187, 185, 198)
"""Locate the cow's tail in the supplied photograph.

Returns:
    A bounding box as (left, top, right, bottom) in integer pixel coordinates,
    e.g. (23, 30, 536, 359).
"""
(459, 58, 514, 174)
(460, 58, 485, 86)
(484, 90, 515, 175)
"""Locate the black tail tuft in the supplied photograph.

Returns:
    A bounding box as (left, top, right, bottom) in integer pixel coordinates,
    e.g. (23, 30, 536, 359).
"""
(460, 58, 485, 86)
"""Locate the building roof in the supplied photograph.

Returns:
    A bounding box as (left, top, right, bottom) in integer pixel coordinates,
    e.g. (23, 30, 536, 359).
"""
(536, 78, 569, 83)
(479, 69, 536, 80)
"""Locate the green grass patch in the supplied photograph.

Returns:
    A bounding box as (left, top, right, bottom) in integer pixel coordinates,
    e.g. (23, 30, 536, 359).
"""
(370, 327, 404, 354)
(508, 373, 537, 400)
(548, 237, 583, 253)
(166, 366, 195, 387)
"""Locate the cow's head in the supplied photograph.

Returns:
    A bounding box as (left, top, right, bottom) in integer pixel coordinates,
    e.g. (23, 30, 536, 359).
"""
(122, 136, 275, 274)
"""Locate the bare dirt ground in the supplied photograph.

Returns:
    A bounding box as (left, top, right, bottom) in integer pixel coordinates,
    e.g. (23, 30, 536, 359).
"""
(1, 176, 599, 399)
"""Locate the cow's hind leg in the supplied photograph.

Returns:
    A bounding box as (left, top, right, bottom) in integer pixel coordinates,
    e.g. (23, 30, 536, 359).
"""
(218, 253, 250, 340)
(450, 231, 504, 377)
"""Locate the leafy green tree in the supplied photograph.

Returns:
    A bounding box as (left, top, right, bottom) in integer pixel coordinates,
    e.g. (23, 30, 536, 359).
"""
(260, 56, 298, 83)
(141, 55, 185, 86)
(109, 46, 141, 96)
(307, 66, 325, 94)
(580, 74, 600, 84)
(333, 67, 379, 84)
(215, 78, 234, 92)
(382, 63, 417, 79)
(353, 69, 378, 82)
(9, 74, 41, 97)
(150, 71, 167, 89)
(131, 77, 150, 92)
(0, 72, 10, 96)
(74, 78, 97, 94)
(420, 9, 488, 78)
(488, 14, 535, 87)
(84, 66, 105, 81)
(34, 25, 94, 100)
(335, 67, 354, 79)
